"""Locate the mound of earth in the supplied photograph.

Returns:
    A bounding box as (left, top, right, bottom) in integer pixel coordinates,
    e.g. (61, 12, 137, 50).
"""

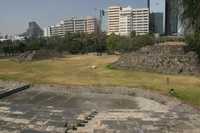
(113, 43, 200, 75)
(16, 50, 63, 62)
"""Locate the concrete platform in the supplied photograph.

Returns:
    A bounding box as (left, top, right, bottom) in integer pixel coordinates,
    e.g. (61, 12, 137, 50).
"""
(0, 85, 200, 133)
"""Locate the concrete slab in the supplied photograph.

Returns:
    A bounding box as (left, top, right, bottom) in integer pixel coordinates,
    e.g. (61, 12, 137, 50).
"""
(0, 84, 199, 133)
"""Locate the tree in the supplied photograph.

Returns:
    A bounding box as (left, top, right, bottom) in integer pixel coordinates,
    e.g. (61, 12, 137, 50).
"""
(181, 0, 200, 32)
(17, 42, 26, 53)
(106, 33, 119, 54)
(182, 0, 200, 59)
(130, 31, 136, 38)
(117, 36, 132, 53)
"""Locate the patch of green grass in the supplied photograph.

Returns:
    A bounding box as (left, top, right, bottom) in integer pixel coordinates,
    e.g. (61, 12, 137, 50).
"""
(106, 64, 115, 69)
(0, 55, 200, 106)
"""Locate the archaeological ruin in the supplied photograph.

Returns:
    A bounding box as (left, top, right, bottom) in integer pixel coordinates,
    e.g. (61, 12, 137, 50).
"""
(113, 42, 200, 75)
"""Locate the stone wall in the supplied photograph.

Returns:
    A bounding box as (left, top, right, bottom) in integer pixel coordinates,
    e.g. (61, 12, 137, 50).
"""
(16, 50, 63, 62)
(113, 44, 200, 74)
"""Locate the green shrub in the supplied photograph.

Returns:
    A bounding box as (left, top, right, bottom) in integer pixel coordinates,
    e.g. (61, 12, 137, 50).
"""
(106, 64, 114, 69)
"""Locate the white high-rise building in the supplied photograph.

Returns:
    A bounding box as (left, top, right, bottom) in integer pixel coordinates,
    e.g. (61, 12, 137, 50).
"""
(50, 22, 65, 37)
(108, 6, 150, 36)
(45, 17, 98, 37)
(132, 8, 149, 35)
(108, 6, 122, 35)
(119, 6, 133, 36)
(86, 16, 98, 34)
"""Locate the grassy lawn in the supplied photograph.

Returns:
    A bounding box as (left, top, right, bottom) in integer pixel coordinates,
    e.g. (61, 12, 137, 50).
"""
(0, 54, 200, 106)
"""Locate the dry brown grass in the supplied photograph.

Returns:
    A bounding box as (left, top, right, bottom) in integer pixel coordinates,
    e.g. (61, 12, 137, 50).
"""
(0, 54, 200, 106)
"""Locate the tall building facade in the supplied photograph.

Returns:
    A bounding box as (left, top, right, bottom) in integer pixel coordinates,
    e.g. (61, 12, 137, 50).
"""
(119, 7, 133, 36)
(150, 13, 164, 34)
(132, 8, 149, 35)
(44, 17, 98, 37)
(165, 0, 179, 35)
(108, 6, 149, 36)
(86, 16, 98, 34)
(107, 6, 122, 35)
(147, 0, 150, 9)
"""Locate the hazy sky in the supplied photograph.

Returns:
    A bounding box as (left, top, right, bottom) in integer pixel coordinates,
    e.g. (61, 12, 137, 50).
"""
(0, 0, 165, 35)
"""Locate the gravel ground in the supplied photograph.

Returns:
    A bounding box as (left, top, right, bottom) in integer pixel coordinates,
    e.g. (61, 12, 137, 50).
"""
(0, 81, 200, 133)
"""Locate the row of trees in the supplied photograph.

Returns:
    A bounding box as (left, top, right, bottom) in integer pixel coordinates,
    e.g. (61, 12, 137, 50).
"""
(0, 32, 106, 56)
(0, 32, 155, 56)
(107, 32, 154, 53)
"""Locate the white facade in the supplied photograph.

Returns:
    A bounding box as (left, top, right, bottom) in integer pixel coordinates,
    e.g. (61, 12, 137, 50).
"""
(108, 6, 150, 36)
(46, 17, 97, 37)
(119, 6, 133, 36)
(132, 8, 149, 35)
(74, 18, 86, 33)
(108, 6, 122, 35)
(50, 24, 65, 37)
(86, 16, 97, 34)
(43, 27, 51, 37)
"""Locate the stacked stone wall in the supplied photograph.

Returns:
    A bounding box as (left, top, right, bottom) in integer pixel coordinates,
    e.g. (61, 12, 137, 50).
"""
(113, 44, 200, 74)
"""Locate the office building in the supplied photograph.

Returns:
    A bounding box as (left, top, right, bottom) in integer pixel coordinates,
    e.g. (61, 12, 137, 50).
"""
(43, 26, 51, 37)
(74, 18, 86, 32)
(108, 6, 122, 35)
(64, 19, 75, 33)
(119, 6, 133, 36)
(86, 16, 98, 34)
(45, 17, 98, 37)
(132, 8, 149, 35)
(47, 23, 65, 37)
(165, 0, 179, 35)
(150, 12, 164, 34)
(108, 6, 149, 36)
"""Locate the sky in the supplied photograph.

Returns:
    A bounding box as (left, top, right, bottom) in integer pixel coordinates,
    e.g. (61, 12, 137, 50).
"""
(0, 0, 165, 35)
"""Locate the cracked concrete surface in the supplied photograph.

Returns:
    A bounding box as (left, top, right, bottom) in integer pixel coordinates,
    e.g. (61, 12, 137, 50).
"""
(0, 82, 200, 133)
